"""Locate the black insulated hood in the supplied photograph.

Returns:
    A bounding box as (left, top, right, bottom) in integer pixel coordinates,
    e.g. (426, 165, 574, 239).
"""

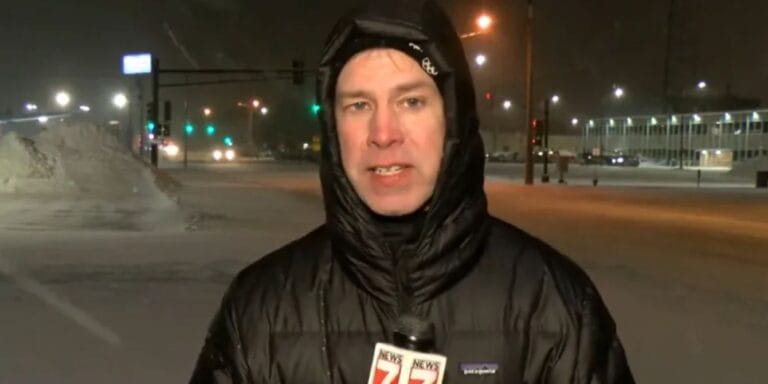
(316, 0, 490, 311)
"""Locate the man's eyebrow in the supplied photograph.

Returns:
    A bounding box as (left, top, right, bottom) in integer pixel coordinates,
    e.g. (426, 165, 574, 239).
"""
(393, 80, 435, 94)
(336, 80, 436, 101)
(336, 89, 373, 100)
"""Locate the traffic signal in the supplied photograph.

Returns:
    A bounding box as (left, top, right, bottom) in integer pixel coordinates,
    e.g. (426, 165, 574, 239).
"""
(223, 136, 234, 147)
(145, 102, 156, 132)
(483, 91, 493, 110)
(531, 118, 544, 146)
(184, 122, 194, 136)
(292, 60, 305, 85)
(205, 123, 215, 136)
(310, 103, 321, 115)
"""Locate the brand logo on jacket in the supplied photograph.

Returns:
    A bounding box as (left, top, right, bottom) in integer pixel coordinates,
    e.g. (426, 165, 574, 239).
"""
(459, 363, 498, 376)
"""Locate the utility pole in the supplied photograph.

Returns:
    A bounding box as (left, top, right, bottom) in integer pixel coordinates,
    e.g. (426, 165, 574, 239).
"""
(183, 100, 189, 169)
(524, 0, 535, 185)
(542, 98, 550, 183)
(662, 0, 682, 169)
(150, 57, 160, 167)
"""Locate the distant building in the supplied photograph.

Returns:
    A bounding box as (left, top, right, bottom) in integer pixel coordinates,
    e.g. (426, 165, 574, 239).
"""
(579, 109, 768, 167)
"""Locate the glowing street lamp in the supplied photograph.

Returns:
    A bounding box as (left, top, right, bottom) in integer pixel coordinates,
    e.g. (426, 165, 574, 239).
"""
(571, 118, 579, 127)
(475, 54, 487, 67)
(252, 99, 261, 109)
(477, 14, 493, 31)
(460, 14, 494, 39)
(260, 107, 269, 115)
(550, 94, 560, 104)
(112, 93, 128, 109)
(55, 91, 71, 108)
(697, 81, 707, 90)
(203, 107, 212, 117)
(502, 100, 513, 110)
(613, 87, 625, 99)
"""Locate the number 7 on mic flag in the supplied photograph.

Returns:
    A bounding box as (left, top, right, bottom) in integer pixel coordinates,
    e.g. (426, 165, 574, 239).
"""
(368, 343, 403, 384)
(368, 343, 447, 384)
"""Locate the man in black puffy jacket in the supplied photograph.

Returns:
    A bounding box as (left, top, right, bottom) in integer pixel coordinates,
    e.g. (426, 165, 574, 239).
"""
(190, 1, 634, 382)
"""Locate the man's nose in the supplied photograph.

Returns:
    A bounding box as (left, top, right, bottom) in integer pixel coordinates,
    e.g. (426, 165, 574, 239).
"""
(368, 106, 403, 148)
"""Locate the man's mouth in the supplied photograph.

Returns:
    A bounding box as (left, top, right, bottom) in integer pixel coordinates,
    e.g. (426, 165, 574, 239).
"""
(370, 164, 409, 176)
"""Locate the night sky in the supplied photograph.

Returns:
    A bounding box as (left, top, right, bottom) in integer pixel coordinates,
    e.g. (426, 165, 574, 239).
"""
(1, 0, 767, 137)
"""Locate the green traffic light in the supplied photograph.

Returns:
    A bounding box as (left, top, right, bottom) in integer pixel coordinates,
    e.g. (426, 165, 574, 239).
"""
(205, 124, 215, 136)
(146, 121, 156, 132)
(223, 136, 233, 147)
(184, 123, 194, 136)
(311, 103, 321, 115)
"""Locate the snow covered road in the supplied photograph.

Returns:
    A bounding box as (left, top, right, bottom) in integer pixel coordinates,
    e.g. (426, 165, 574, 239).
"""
(1, 161, 766, 383)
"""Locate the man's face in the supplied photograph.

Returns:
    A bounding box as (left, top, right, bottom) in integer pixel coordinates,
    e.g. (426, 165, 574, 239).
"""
(335, 48, 445, 216)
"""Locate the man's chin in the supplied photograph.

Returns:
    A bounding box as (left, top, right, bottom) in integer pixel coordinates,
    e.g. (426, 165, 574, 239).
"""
(363, 194, 428, 217)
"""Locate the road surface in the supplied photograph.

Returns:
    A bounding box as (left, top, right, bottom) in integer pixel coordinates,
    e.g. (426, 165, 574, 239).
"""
(1, 161, 766, 383)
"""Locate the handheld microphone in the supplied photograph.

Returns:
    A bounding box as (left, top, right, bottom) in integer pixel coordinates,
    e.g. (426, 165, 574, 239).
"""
(393, 313, 435, 352)
(367, 314, 447, 384)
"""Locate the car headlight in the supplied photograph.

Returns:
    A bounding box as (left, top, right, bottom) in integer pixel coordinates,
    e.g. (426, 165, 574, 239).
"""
(212, 150, 223, 161)
(224, 149, 236, 161)
(163, 144, 179, 157)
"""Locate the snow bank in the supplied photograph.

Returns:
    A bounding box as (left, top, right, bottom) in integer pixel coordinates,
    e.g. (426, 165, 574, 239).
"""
(0, 131, 64, 193)
(0, 121, 181, 231)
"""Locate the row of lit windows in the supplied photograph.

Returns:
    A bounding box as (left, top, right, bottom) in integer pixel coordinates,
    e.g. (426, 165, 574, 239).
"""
(620, 148, 768, 160)
(597, 124, 768, 136)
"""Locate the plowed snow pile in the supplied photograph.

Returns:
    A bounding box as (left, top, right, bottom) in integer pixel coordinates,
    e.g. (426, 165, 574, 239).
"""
(0, 121, 180, 230)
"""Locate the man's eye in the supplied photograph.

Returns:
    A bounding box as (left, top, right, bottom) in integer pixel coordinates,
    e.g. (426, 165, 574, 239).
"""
(345, 101, 369, 112)
(402, 97, 425, 108)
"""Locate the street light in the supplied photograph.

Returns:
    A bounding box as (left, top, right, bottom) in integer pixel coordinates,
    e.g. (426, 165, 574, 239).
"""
(613, 87, 624, 99)
(252, 99, 261, 108)
(697, 81, 707, 90)
(502, 100, 513, 110)
(460, 14, 494, 39)
(260, 107, 269, 115)
(541, 94, 561, 183)
(55, 91, 71, 108)
(112, 93, 128, 109)
(25, 103, 38, 112)
(474, 54, 487, 67)
(203, 107, 212, 117)
(571, 118, 579, 127)
(477, 14, 493, 31)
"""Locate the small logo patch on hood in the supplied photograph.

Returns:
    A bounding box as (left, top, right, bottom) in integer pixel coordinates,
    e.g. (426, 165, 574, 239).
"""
(408, 42, 424, 52)
(459, 363, 498, 376)
(421, 57, 439, 76)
